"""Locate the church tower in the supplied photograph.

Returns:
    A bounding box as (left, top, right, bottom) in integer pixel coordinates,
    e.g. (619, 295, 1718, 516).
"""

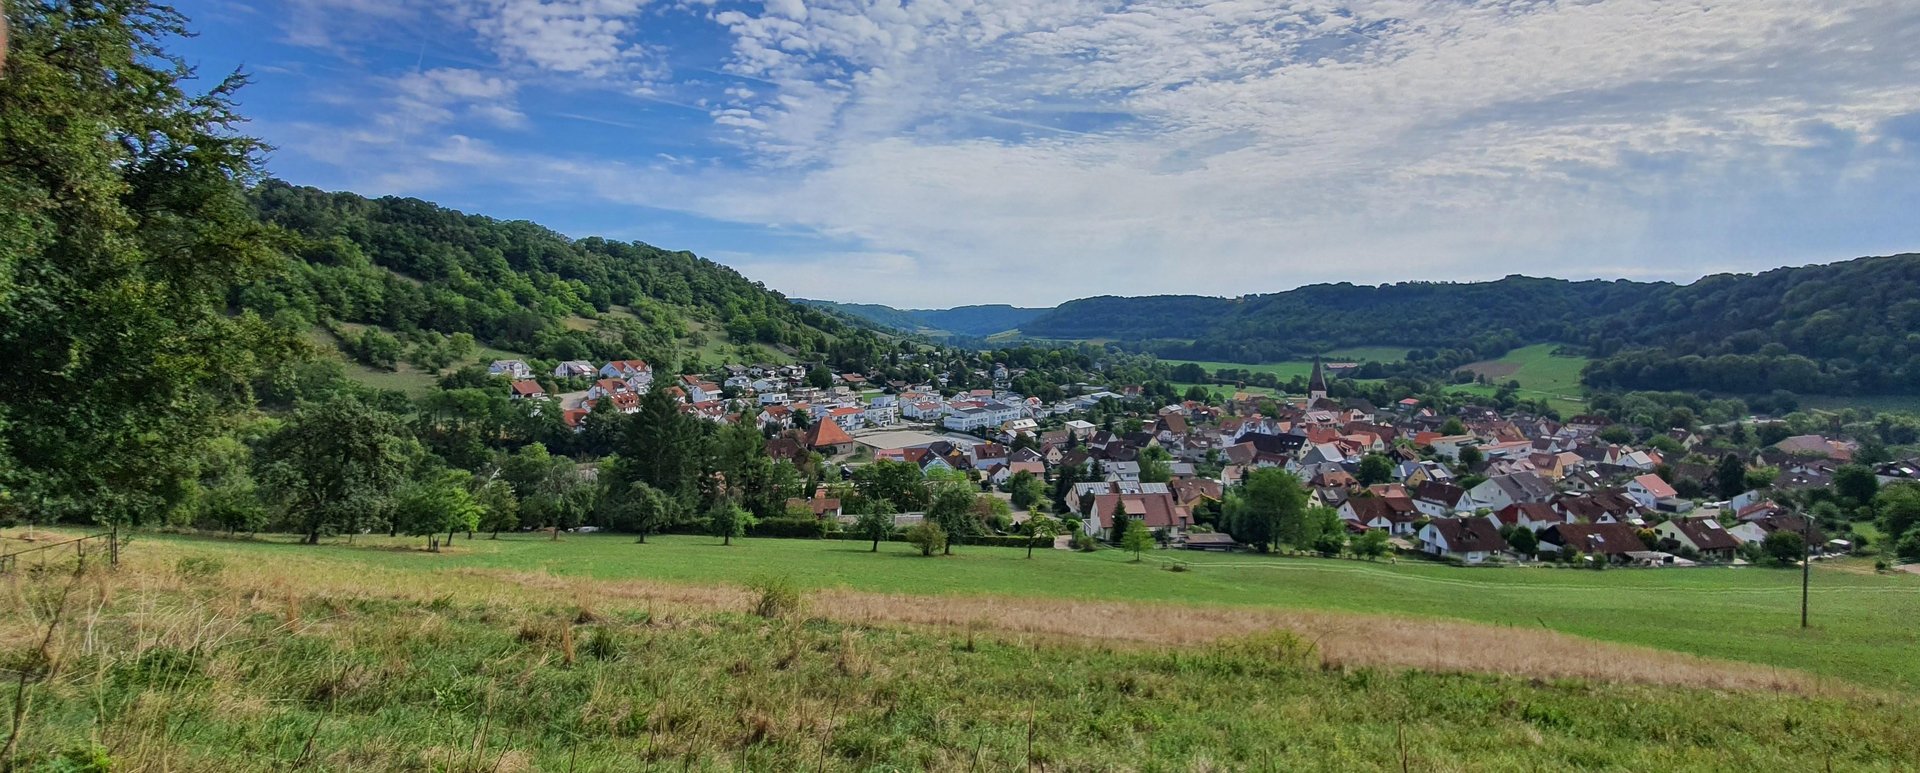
(1308, 356, 1328, 403)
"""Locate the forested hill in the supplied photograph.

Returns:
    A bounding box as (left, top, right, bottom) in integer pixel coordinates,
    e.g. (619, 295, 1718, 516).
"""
(239, 181, 859, 369)
(798, 300, 1047, 337)
(1011, 256, 1920, 396)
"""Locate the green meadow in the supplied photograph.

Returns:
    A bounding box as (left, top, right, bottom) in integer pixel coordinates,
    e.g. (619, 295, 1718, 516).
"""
(112, 531, 1920, 691)
(1453, 343, 1591, 413)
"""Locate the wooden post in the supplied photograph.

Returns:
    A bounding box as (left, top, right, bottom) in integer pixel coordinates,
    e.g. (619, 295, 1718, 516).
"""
(1800, 515, 1811, 629)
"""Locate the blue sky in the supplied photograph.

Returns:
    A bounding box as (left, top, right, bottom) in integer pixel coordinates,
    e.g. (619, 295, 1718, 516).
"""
(174, 0, 1920, 307)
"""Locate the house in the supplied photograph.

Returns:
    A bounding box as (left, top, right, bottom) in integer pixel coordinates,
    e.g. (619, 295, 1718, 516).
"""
(1411, 481, 1468, 517)
(1653, 516, 1740, 562)
(1729, 511, 1824, 549)
(1340, 496, 1422, 535)
(508, 379, 548, 401)
(600, 359, 653, 390)
(1084, 492, 1193, 540)
(1539, 522, 1648, 564)
(1773, 434, 1855, 463)
(1466, 472, 1556, 511)
(553, 360, 596, 379)
(864, 404, 899, 427)
(489, 360, 533, 380)
(802, 420, 857, 454)
(1429, 435, 1480, 461)
(1490, 502, 1568, 532)
(787, 496, 844, 520)
(1418, 518, 1508, 563)
(1875, 459, 1920, 486)
(826, 406, 867, 431)
(1553, 490, 1646, 525)
(1625, 473, 1679, 511)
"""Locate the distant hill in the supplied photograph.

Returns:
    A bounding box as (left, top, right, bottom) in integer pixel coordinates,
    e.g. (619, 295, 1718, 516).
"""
(798, 300, 1047, 337)
(842, 256, 1920, 396)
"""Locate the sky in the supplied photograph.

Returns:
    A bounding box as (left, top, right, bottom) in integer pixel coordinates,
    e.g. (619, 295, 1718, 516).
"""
(172, 0, 1920, 307)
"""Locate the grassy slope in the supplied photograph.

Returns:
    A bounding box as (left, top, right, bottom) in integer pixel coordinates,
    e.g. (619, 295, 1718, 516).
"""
(109, 532, 1920, 691)
(1166, 347, 1412, 382)
(1454, 343, 1591, 414)
(9, 547, 1914, 772)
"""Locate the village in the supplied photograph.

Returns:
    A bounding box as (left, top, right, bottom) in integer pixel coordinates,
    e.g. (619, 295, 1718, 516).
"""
(482, 354, 1899, 569)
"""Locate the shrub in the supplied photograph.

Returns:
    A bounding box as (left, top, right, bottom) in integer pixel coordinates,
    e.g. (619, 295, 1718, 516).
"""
(746, 574, 803, 620)
(904, 521, 947, 557)
(1071, 531, 1099, 552)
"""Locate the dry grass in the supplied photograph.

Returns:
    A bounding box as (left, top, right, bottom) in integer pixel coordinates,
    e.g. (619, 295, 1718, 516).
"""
(104, 545, 1836, 696)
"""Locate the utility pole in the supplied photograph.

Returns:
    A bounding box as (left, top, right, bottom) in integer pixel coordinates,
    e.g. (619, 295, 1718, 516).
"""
(1800, 514, 1811, 629)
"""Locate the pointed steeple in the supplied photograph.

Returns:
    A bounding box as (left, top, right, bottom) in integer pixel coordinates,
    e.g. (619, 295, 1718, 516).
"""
(1308, 356, 1328, 401)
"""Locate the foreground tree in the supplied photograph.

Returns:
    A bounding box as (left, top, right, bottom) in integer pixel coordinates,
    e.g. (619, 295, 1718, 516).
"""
(608, 480, 679, 543)
(475, 478, 519, 538)
(854, 503, 895, 552)
(1763, 530, 1806, 567)
(1224, 468, 1308, 552)
(258, 396, 412, 544)
(1024, 513, 1062, 559)
(709, 501, 751, 546)
(926, 477, 978, 555)
(393, 469, 482, 552)
(0, 0, 293, 529)
(1352, 528, 1391, 560)
(1121, 523, 1154, 562)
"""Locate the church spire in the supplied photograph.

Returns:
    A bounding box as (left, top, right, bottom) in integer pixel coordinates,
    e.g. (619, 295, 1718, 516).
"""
(1309, 356, 1328, 401)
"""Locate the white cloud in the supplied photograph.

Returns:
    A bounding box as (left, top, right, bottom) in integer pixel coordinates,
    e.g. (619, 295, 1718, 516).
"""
(670, 0, 1920, 304)
(461, 0, 660, 79)
(258, 0, 1920, 307)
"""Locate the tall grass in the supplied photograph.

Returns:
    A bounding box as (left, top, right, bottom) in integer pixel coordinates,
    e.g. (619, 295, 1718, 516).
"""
(0, 550, 1915, 770)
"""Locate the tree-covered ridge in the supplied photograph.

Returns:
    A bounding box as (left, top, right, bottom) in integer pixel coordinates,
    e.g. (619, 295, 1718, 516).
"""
(799, 300, 1048, 337)
(240, 181, 852, 366)
(1012, 258, 1920, 395)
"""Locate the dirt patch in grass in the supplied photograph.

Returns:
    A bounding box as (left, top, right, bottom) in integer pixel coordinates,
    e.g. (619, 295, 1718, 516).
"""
(269, 560, 1838, 697)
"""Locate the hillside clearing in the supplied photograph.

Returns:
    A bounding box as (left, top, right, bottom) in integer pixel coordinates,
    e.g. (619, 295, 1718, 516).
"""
(1454, 344, 1591, 413)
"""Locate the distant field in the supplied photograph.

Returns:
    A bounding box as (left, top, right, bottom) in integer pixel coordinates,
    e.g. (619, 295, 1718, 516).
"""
(104, 531, 1920, 691)
(1797, 394, 1920, 414)
(1168, 347, 1412, 383)
(307, 324, 530, 397)
(1453, 344, 1589, 414)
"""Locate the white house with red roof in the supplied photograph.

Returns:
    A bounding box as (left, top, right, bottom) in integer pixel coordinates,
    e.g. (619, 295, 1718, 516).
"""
(1626, 473, 1678, 510)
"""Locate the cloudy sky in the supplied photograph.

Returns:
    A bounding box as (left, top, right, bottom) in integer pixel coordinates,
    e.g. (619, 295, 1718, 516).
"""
(174, 0, 1920, 307)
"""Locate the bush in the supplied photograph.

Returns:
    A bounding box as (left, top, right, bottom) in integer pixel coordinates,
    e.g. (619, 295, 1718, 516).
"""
(746, 574, 803, 619)
(1071, 531, 1099, 552)
(905, 521, 947, 557)
(1897, 533, 1920, 563)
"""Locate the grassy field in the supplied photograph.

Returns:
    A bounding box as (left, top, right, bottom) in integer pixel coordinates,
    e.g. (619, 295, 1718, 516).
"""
(6, 539, 1916, 771)
(1167, 347, 1411, 383)
(1453, 343, 1590, 414)
(74, 530, 1920, 692)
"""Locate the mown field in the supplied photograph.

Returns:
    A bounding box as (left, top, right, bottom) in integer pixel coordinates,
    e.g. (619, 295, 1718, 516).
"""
(1454, 343, 1591, 414)
(75, 530, 1920, 691)
(4, 530, 1918, 771)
